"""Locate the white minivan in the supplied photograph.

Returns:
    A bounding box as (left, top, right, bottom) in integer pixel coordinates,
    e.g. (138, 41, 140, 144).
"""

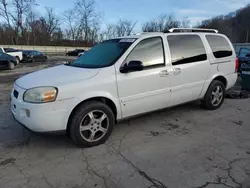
(11, 28, 238, 147)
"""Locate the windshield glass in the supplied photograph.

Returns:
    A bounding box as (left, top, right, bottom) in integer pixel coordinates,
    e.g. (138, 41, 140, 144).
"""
(69, 38, 136, 68)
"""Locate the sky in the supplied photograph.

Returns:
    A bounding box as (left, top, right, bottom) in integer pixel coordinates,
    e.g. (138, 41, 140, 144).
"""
(37, 0, 250, 30)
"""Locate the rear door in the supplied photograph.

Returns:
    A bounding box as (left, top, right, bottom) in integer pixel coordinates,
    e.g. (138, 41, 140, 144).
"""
(167, 34, 210, 105)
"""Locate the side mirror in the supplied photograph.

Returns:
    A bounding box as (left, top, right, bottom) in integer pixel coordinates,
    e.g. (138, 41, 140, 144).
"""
(246, 53, 250, 57)
(120, 61, 144, 73)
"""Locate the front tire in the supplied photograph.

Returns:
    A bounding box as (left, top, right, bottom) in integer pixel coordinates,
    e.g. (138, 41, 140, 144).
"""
(8, 61, 15, 70)
(15, 56, 20, 64)
(69, 101, 115, 147)
(202, 80, 225, 110)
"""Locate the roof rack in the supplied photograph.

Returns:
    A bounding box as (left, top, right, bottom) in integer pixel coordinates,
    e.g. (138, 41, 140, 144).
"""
(135, 32, 161, 35)
(168, 28, 219, 33)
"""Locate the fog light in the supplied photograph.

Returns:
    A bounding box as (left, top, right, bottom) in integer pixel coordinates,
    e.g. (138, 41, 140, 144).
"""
(25, 109, 30, 117)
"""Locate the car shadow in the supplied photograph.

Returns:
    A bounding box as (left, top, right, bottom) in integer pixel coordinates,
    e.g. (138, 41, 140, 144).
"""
(3, 101, 204, 150)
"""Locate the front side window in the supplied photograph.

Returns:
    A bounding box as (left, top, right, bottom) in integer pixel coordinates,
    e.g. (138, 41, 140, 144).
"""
(30, 51, 35, 56)
(167, 35, 207, 66)
(206, 35, 233, 58)
(70, 39, 136, 68)
(239, 48, 250, 57)
(126, 37, 164, 68)
(31, 51, 37, 55)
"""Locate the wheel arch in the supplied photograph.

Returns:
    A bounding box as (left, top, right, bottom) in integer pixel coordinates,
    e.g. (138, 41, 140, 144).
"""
(67, 96, 118, 133)
(15, 56, 20, 61)
(212, 75, 227, 88)
(200, 74, 228, 99)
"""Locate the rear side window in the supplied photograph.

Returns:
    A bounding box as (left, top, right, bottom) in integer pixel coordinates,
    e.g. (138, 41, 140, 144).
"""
(167, 35, 207, 66)
(206, 35, 233, 58)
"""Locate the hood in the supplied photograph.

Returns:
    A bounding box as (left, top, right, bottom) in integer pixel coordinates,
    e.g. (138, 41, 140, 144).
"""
(0, 53, 16, 61)
(16, 65, 99, 89)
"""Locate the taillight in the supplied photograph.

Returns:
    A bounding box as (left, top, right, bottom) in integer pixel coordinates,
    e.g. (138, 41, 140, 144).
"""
(235, 58, 239, 72)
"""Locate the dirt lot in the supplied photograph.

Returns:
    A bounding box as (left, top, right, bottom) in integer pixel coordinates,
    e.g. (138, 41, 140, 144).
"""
(0, 58, 250, 188)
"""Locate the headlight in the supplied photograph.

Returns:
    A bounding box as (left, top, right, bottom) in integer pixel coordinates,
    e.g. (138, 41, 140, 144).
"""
(23, 87, 58, 103)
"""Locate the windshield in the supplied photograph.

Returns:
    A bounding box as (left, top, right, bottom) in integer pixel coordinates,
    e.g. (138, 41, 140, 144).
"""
(69, 38, 136, 68)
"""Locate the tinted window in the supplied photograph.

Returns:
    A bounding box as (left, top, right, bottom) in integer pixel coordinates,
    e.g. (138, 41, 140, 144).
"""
(167, 35, 207, 65)
(239, 48, 250, 57)
(70, 39, 135, 68)
(126, 37, 164, 67)
(4, 48, 16, 52)
(206, 35, 233, 58)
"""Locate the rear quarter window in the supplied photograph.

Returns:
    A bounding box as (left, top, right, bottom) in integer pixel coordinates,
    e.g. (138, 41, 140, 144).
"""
(206, 35, 233, 58)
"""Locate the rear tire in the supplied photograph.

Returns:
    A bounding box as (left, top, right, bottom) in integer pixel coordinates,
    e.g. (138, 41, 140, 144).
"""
(69, 101, 115, 147)
(202, 80, 225, 110)
(8, 61, 15, 70)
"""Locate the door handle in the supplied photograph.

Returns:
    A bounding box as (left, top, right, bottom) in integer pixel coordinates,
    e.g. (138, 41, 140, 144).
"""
(159, 70, 169, 77)
(173, 68, 181, 75)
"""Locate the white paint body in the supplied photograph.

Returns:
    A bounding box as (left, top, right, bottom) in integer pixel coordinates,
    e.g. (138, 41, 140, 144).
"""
(11, 32, 237, 132)
(0, 47, 23, 61)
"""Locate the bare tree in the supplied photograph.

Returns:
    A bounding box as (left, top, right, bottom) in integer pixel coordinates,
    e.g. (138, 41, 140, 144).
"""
(0, 0, 14, 43)
(45, 7, 59, 36)
(101, 19, 137, 40)
(181, 17, 190, 28)
(63, 9, 78, 40)
(0, 0, 11, 28)
(12, 0, 37, 42)
(63, 0, 101, 43)
(142, 14, 181, 32)
(75, 0, 100, 42)
(24, 10, 38, 44)
(102, 24, 116, 39)
(115, 19, 137, 36)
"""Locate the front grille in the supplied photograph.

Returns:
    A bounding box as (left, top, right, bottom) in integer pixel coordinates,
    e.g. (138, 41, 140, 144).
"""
(13, 90, 19, 99)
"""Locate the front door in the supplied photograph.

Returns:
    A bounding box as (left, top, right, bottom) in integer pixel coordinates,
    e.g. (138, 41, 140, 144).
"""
(116, 37, 171, 118)
(35, 51, 43, 62)
(0, 53, 7, 68)
(167, 34, 210, 105)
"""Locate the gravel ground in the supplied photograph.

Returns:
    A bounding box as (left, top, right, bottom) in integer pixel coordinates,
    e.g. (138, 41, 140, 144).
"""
(0, 59, 250, 188)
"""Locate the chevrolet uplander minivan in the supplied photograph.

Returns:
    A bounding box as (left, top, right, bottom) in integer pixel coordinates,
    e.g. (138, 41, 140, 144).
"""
(11, 28, 238, 147)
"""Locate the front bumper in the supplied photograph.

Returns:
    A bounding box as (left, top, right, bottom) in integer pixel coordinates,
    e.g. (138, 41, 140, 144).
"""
(11, 84, 74, 132)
